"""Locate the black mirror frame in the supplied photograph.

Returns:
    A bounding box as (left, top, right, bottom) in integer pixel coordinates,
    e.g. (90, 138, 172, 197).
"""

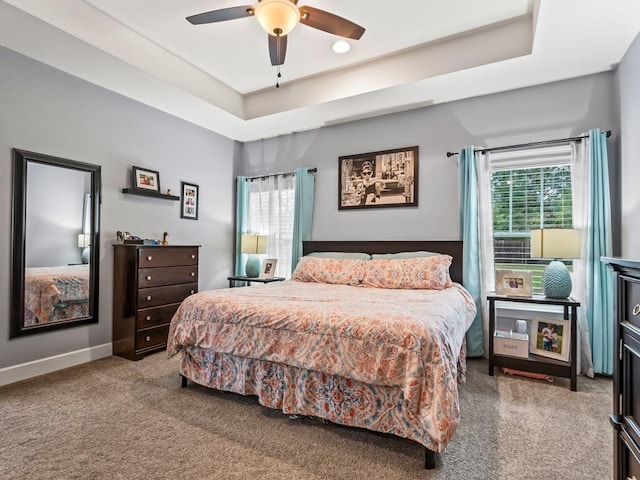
(10, 149, 101, 338)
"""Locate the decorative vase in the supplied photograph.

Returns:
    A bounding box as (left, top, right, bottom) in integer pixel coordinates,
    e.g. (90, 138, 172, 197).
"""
(245, 255, 260, 278)
(542, 260, 572, 299)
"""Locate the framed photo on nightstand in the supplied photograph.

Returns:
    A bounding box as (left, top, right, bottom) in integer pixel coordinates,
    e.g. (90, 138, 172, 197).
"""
(495, 269, 532, 297)
(530, 317, 571, 362)
(259, 258, 277, 279)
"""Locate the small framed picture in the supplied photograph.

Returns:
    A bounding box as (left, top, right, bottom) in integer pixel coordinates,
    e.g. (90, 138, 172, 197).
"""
(530, 317, 571, 362)
(259, 258, 278, 279)
(180, 181, 199, 220)
(495, 269, 533, 297)
(132, 166, 161, 193)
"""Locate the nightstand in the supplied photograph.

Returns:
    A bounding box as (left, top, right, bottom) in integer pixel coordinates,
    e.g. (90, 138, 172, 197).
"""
(487, 293, 580, 391)
(227, 276, 286, 288)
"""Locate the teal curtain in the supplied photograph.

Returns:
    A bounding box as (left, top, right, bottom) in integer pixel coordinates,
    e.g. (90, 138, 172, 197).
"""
(234, 176, 249, 276)
(586, 129, 613, 375)
(291, 168, 315, 273)
(459, 147, 484, 357)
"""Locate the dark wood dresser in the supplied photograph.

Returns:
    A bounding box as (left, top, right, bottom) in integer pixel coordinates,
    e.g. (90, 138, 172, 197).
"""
(603, 257, 640, 480)
(113, 244, 199, 360)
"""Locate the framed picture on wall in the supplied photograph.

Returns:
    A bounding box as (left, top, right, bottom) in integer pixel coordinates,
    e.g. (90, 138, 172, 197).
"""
(180, 181, 199, 220)
(338, 146, 419, 210)
(132, 166, 161, 193)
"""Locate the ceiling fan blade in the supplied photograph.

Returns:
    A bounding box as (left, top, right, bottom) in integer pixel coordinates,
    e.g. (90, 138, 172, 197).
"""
(187, 6, 254, 25)
(299, 6, 365, 40)
(268, 34, 288, 66)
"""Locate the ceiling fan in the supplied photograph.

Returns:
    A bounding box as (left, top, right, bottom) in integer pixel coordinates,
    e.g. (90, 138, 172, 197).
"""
(186, 0, 365, 67)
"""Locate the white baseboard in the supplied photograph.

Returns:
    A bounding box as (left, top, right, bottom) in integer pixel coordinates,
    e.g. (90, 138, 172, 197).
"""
(0, 343, 113, 387)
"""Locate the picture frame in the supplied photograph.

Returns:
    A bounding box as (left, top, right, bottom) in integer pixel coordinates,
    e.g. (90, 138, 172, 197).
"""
(259, 258, 278, 279)
(530, 317, 571, 362)
(338, 146, 418, 210)
(180, 181, 199, 220)
(495, 269, 533, 297)
(132, 166, 161, 193)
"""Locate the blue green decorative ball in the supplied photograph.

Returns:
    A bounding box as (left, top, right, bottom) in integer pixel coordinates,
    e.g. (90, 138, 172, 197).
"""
(245, 256, 261, 278)
(543, 260, 572, 299)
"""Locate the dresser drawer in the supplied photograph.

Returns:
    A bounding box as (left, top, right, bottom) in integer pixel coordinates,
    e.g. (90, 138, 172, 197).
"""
(138, 247, 198, 268)
(136, 325, 170, 351)
(625, 277, 640, 329)
(138, 265, 198, 288)
(136, 303, 181, 329)
(137, 283, 198, 309)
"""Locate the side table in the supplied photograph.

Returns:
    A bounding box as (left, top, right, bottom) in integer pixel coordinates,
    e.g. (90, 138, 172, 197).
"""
(488, 293, 580, 391)
(227, 276, 286, 288)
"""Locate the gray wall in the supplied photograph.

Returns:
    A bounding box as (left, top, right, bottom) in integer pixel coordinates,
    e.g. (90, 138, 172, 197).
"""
(618, 32, 640, 259)
(0, 46, 238, 369)
(241, 73, 620, 245)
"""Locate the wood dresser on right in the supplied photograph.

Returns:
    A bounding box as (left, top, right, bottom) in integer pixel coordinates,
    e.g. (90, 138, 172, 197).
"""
(603, 257, 640, 480)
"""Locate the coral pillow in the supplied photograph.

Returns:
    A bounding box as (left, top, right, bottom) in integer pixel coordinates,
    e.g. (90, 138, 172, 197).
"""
(291, 257, 366, 286)
(361, 255, 453, 290)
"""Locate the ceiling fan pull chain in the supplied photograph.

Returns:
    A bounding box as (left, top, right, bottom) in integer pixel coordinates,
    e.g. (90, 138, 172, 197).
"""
(276, 66, 281, 88)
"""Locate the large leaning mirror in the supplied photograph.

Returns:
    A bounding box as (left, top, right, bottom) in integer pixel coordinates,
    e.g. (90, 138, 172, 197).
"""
(10, 149, 101, 338)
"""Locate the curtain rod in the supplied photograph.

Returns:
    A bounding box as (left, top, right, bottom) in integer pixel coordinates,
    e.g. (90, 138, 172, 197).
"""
(246, 167, 317, 181)
(445, 130, 612, 157)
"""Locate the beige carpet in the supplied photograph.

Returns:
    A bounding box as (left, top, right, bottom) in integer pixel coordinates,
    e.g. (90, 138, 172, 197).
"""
(0, 353, 612, 480)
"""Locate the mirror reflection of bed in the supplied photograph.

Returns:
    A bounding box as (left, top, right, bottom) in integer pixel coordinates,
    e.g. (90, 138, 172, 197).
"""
(24, 265, 90, 326)
(11, 149, 101, 337)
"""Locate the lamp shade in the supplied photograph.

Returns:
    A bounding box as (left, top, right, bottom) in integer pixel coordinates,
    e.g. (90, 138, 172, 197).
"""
(530, 229, 580, 259)
(241, 234, 268, 255)
(530, 229, 581, 299)
(77, 233, 91, 248)
(254, 0, 300, 36)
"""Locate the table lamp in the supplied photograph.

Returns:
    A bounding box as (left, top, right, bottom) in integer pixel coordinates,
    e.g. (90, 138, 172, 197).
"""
(241, 234, 268, 278)
(530, 228, 581, 299)
(77, 233, 91, 264)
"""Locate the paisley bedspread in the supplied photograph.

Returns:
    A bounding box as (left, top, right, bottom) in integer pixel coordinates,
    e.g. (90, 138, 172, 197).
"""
(24, 265, 90, 325)
(167, 280, 476, 452)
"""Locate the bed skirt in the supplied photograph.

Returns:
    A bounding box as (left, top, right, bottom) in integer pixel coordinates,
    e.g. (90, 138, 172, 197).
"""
(178, 342, 467, 454)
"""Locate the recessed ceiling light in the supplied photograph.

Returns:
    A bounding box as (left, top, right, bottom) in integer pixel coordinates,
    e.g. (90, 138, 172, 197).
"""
(332, 40, 351, 54)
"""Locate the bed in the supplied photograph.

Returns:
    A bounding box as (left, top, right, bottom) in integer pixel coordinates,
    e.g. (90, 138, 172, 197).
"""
(167, 240, 476, 469)
(24, 264, 90, 326)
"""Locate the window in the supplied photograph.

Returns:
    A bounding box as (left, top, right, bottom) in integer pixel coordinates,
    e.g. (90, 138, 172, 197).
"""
(246, 174, 295, 278)
(489, 145, 574, 293)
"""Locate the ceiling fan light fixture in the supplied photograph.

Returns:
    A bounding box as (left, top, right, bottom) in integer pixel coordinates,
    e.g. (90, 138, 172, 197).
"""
(254, 0, 300, 36)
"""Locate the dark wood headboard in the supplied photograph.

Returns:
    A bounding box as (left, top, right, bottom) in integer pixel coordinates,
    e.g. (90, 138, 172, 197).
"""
(302, 240, 464, 285)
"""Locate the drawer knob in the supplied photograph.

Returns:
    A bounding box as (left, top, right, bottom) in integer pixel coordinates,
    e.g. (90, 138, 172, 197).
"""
(634, 304, 640, 316)
(190, 272, 195, 277)
(190, 290, 195, 295)
(146, 315, 151, 321)
(147, 255, 153, 261)
(145, 336, 151, 342)
(146, 275, 152, 281)
(146, 295, 152, 301)
(191, 254, 196, 259)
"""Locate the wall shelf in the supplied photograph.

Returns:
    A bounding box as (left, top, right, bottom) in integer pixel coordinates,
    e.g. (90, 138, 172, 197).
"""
(122, 188, 179, 201)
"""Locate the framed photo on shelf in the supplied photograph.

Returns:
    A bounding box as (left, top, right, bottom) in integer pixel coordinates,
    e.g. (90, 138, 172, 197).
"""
(338, 146, 418, 210)
(495, 269, 533, 297)
(132, 166, 161, 193)
(530, 317, 571, 362)
(259, 258, 278, 279)
(180, 181, 199, 220)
